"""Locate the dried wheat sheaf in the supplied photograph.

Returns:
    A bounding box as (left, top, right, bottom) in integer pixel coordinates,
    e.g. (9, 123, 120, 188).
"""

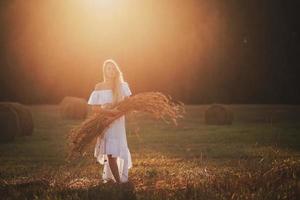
(66, 92, 186, 160)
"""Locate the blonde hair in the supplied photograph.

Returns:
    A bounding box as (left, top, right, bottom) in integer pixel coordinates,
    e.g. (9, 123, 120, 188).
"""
(102, 59, 125, 106)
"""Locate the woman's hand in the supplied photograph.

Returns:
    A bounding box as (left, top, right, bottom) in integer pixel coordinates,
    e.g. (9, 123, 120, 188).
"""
(103, 103, 120, 115)
(92, 104, 120, 115)
(108, 107, 120, 115)
(91, 105, 102, 114)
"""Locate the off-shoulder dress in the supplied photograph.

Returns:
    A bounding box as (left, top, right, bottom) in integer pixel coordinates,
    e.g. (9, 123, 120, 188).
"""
(87, 81, 132, 183)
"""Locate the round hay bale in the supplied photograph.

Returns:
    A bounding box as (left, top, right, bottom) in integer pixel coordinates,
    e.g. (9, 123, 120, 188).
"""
(205, 104, 233, 125)
(0, 104, 20, 142)
(0, 102, 34, 136)
(10, 103, 34, 136)
(60, 97, 88, 119)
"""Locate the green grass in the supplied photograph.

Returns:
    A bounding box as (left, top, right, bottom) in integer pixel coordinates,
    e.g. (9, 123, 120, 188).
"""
(0, 105, 300, 199)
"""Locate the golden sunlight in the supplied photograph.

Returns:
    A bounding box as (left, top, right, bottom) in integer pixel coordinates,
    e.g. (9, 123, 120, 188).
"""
(2, 1, 298, 199)
(4, 0, 222, 95)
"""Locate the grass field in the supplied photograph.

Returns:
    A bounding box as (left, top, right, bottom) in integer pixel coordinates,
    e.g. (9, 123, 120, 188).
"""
(0, 105, 300, 199)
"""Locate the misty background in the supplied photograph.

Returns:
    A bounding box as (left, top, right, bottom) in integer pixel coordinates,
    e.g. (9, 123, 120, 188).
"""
(0, 0, 299, 104)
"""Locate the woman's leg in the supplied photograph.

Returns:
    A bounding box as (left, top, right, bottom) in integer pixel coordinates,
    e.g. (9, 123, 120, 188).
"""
(107, 154, 121, 183)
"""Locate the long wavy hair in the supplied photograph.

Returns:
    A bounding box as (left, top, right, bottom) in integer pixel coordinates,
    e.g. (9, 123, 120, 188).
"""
(102, 59, 125, 106)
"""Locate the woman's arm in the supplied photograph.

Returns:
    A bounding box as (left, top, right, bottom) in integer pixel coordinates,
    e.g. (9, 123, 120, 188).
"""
(91, 103, 119, 115)
(91, 105, 102, 114)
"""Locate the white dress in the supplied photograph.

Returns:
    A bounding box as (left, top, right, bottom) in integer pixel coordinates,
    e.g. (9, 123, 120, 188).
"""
(87, 81, 132, 183)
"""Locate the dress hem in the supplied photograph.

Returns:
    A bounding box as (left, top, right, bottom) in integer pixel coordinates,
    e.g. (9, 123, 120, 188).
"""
(95, 153, 133, 169)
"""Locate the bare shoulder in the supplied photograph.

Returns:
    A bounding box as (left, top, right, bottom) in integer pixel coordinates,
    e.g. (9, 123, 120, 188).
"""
(94, 82, 106, 90)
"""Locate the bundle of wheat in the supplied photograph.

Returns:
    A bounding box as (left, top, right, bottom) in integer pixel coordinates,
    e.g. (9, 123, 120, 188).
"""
(60, 97, 88, 119)
(0, 102, 34, 142)
(204, 104, 233, 125)
(66, 92, 185, 160)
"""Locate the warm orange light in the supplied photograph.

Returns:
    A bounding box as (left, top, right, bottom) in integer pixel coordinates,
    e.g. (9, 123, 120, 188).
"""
(4, 0, 223, 97)
(86, 0, 119, 8)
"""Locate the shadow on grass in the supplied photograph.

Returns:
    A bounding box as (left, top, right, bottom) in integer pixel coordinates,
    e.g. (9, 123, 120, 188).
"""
(0, 179, 137, 200)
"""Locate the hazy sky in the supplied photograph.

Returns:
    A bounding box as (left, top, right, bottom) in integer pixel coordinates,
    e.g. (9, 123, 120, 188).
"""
(0, 0, 299, 104)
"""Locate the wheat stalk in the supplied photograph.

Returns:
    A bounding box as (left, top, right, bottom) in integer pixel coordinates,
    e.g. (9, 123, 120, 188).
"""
(66, 92, 186, 161)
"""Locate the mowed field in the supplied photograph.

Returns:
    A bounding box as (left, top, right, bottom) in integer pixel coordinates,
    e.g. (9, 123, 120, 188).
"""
(0, 105, 300, 200)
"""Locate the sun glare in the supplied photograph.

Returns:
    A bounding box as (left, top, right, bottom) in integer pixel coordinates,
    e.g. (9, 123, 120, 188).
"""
(84, 0, 123, 13)
(87, 0, 116, 7)
(4, 0, 221, 95)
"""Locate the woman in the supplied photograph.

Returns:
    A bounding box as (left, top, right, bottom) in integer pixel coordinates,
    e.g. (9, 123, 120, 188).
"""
(87, 59, 132, 184)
